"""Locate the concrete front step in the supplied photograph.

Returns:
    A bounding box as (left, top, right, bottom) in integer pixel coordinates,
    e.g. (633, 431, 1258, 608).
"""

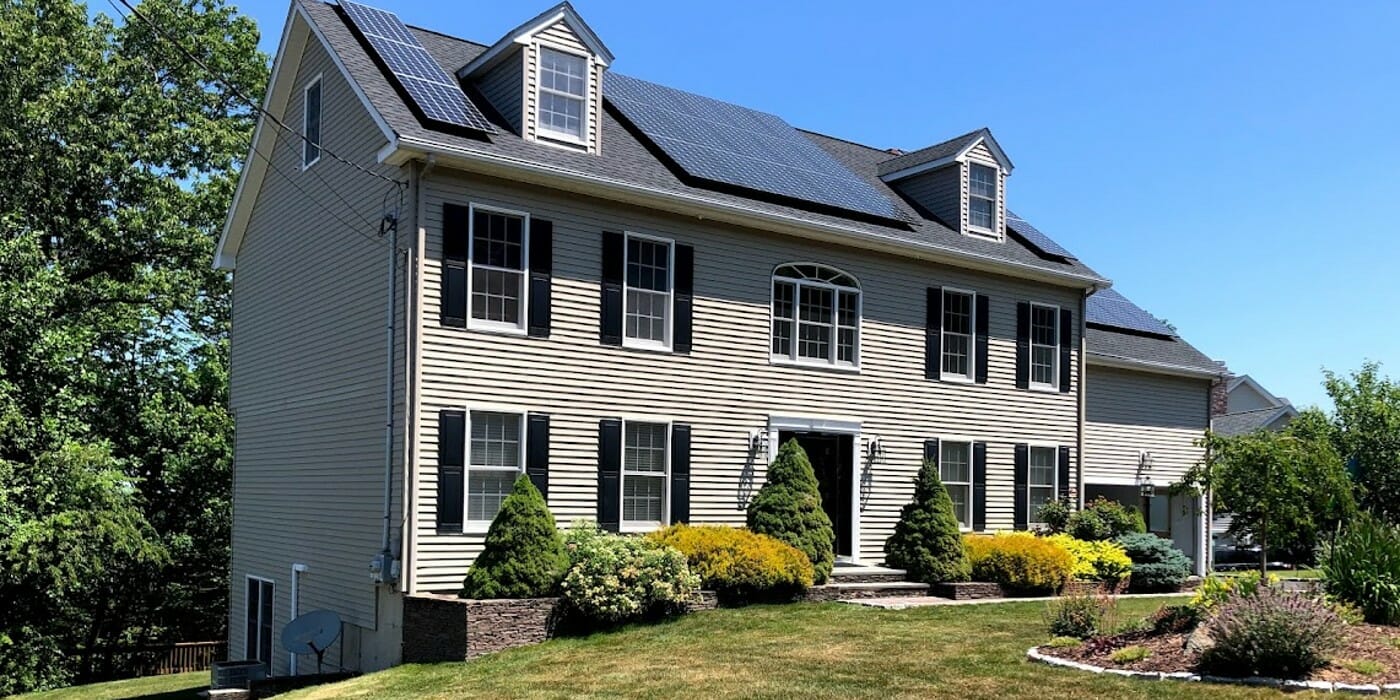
(803, 580, 929, 602)
(829, 565, 909, 584)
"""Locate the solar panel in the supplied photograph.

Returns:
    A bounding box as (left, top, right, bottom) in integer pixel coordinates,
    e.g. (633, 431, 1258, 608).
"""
(340, 1, 494, 133)
(604, 73, 902, 221)
(1087, 288, 1176, 337)
(1007, 211, 1075, 260)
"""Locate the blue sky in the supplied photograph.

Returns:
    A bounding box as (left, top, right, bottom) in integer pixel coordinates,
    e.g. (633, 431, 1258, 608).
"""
(231, 0, 1399, 409)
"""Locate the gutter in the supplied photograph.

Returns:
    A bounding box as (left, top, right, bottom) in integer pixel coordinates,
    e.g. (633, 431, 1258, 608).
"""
(1077, 285, 1094, 509)
(378, 135, 1110, 291)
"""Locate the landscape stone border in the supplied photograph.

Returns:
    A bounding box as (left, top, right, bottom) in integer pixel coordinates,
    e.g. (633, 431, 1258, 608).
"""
(1027, 646, 1400, 694)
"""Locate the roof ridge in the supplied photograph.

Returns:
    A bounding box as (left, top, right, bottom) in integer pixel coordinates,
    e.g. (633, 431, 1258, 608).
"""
(795, 128, 890, 155)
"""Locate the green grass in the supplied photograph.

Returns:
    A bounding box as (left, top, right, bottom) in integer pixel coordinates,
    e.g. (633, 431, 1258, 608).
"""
(8, 672, 206, 700)
(1339, 659, 1386, 676)
(282, 598, 1313, 700)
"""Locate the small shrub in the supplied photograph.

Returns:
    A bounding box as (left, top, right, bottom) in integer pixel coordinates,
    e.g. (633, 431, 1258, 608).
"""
(965, 532, 1074, 592)
(1110, 645, 1150, 664)
(1067, 497, 1146, 541)
(1198, 588, 1344, 679)
(1037, 498, 1073, 534)
(1045, 590, 1117, 640)
(460, 475, 567, 599)
(1148, 603, 1203, 635)
(747, 440, 836, 584)
(884, 460, 971, 583)
(1339, 659, 1385, 676)
(1046, 636, 1083, 649)
(1190, 571, 1278, 612)
(1116, 533, 1190, 593)
(559, 523, 700, 624)
(646, 524, 813, 603)
(1046, 534, 1132, 584)
(1322, 513, 1400, 625)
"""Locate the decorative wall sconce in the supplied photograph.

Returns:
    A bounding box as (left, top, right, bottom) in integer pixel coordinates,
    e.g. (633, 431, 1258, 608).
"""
(865, 435, 885, 460)
(748, 429, 768, 458)
(1138, 450, 1156, 497)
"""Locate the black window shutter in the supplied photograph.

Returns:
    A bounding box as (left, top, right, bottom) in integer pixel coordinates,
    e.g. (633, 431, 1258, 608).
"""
(597, 418, 622, 531)
(526, 413, 550, 499)
(527, 219, 553, 338)
(923, 438, 940, 468)
(600, 232, 624, 345)
(436, 410, 466, 533)
(673, 244, 694, 354)
(975, 294, 990, 384)
(1059, 308, 1073, 393)
(1013, 443, 1030, 530)
(441, 204, 469, 327)
(925, 287, 942, 380)
(973, 442, 988, 532)
(670, 423, 691, 524)
(1015, 301, 1031, 390)
(1057, 445, 1072, 501)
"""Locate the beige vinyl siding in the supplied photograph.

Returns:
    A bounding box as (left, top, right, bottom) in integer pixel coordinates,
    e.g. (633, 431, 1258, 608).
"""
(476, 49, 523, 133)
(966, 141, 997, 163)
(1084, 364, 1210, 487)
(893, 165, 960, 230)
(1227, 383, 1277, 413)
(522, 20, 600, 153)
(411, 169, 1082, 592)
(227, 35, 407, 675)
(961, 142, 1005, 241)
(538, 19, 587, 52)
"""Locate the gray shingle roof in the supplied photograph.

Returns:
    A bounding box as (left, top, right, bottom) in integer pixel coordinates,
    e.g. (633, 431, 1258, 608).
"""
(1213, 407, 1292, 436)
(301, 1, 1105, 284)
(1086, 326, 1222, 376)
(876, 128, 989, 177)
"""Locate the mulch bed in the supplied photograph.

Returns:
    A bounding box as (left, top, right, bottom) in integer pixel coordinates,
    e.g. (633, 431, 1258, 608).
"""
(1042, 623, 1400, 686)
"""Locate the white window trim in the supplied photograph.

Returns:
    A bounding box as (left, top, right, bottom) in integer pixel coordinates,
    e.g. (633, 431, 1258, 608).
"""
(769, 263, 862, 371)
(938, 437, 976, 533)
(621, 231, 675, 352)
(965, 160, 1000, 239)
(534, 44, 590, 147)
(1028, 302, 1061, 391)
(244, 574, 275, 668)
(619, 417, 672, 533)
(939, 287, 977, 383)
(1026, 443, 1060, 528)
(462, 408, 528, 533)
(301, 74, 323, 170)
(466, 203, 531, 335)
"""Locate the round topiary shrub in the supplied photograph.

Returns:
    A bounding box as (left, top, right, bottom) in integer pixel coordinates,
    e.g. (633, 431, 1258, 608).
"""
(460, 475, 566, 599)
(560, 523, 699, 624)
(1115, 532, 1190, 593)
(1199, 588, 1344, 679)
(746, 439, 835, 584)
(647, 524, 813, 604)
(963, 532, 1074, 592)
(884, 460, 971, 583)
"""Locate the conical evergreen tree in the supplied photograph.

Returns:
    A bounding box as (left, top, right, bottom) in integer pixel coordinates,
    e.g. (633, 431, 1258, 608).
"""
(461, 475, 567, 599)
(884, 460, 972, 583)
(746, 439, 835, 583)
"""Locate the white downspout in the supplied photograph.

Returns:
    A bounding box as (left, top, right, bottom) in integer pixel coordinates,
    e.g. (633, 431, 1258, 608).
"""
(289, 563, 307, 674)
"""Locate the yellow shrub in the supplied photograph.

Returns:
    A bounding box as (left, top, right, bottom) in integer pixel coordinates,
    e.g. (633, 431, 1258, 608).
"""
(647, 524, 814, 602)
(963, 532, 1075, 592)
(1046, 534, 1132, 583)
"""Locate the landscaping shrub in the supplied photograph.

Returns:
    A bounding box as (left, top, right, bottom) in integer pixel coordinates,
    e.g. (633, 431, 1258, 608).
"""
(1110, 645, 1150, 664)
(1115, 532, 1190, 593)
(1148, 603, 1202, 635)
(884, 460, 971, 583)
(747, 440, 835, 584)
(647, 524, 813, 603)
(1189, 571, 1276, 612)
(1322, 512, 1400, 625)
(460, 475, 566, 599)
(1044, 590, 1117, 640)
(1045, 534, 1132, 584)
(1067, 497, 1145, 541)
(964, 532, 1074, 592)
(1036, 498, 1073, 534)
(560, 523, 700, 624)
(1198, 588, 1344, 679)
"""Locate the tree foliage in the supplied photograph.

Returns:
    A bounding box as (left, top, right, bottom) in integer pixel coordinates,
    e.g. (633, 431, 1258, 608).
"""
(0, 0, 262, 691)
(1324, 362, 1400, 524)
(461, 476, 567, 599)
(884, 460, 970, 583)
(746, 440, 836, 584)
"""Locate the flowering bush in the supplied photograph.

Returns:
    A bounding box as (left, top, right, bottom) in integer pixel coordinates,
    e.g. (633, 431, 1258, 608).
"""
(647, 524, 812, 603)
(1198, 588, 1344, 679)
(1189, 571, 1278, 612)
(964, 532, 1074, 592)
(560, 523, 700, 624)
(1046, 534, 1132, 584)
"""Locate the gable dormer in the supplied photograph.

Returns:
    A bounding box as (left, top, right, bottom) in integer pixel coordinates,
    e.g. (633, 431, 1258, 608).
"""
(877, 128, 1014, 242)
(458, 2, 613, 154)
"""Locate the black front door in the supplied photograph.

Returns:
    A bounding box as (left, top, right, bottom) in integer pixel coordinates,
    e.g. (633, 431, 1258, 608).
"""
(778, 431, 853, 557)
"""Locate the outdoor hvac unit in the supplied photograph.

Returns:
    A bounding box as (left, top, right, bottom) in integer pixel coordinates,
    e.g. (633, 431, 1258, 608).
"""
(210, 660, 268, 689)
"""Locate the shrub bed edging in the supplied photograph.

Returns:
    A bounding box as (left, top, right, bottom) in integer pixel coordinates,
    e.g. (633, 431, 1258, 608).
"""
(1027, 646, 1399, 694)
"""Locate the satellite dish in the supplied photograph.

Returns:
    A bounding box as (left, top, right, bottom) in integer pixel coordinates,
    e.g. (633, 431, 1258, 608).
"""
(281, 610, 341, 674)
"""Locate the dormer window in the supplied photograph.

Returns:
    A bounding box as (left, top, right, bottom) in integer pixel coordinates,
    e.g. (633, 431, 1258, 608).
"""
(968, 163, 997, 232)
(537, 48, 587, 142)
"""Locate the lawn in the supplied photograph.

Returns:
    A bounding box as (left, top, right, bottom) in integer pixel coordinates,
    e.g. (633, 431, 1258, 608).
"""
(8, 671, 206, 700)
(281, 597, 1320, 700)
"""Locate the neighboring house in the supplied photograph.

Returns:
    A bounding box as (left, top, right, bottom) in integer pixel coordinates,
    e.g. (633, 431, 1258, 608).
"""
(1209, 374, 1299, 555)
(216, 0, 1225, 675)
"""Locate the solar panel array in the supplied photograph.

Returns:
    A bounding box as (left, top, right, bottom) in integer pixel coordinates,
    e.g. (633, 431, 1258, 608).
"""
(1007, 211, 1075, 260)
(1087, 288, 1176, 337)
(604, 73, 902, 221)
(340, 1, 494, 133)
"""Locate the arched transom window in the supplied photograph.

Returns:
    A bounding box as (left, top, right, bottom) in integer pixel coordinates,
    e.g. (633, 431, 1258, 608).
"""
(771, 263, 860, 367)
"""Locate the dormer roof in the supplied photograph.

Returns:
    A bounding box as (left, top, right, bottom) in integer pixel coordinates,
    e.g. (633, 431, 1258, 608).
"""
(457, 1, 613, 78)
(878, 128, 1014, 181)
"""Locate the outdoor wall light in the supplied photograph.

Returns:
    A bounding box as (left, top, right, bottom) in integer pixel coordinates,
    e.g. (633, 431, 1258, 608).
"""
(865, 435, 884, 459)
(748, 429, 768, 457)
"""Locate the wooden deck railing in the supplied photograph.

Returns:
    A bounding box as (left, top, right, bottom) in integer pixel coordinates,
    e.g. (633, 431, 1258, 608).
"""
(153, 641, 226, 675)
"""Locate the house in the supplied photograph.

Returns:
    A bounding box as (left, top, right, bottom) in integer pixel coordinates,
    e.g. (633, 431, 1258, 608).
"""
(1213, 374, 1299, 437)
(215, 0, 1225, 675)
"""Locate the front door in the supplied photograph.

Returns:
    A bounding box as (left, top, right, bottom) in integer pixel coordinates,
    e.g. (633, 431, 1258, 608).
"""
(778, 431, 853, 558)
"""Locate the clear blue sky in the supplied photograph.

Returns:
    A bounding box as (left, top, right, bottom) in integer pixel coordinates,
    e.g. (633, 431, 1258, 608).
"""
(232, 0, 1399, 409)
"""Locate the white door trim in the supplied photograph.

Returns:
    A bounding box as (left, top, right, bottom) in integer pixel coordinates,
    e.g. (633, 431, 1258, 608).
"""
(767, 415, 862, 564)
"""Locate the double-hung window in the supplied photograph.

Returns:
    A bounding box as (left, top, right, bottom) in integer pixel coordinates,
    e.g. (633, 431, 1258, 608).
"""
(968, 163, 997, 233)
(624, 234, 673, 347)
(302, 76, 322, 168)
(467, 411, 524, 524)
(244, 576, 274, 672)
(1029, 303, 1060, 389)
(941, 441, 973, 530)
(622, 421, 668, 529)
(1027, 446, 1058, 524)
(941, 289, 975, 380)
(771, 264, 860, 367)
(470, 207, 528, 330)
(537, 47, 587, 141)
